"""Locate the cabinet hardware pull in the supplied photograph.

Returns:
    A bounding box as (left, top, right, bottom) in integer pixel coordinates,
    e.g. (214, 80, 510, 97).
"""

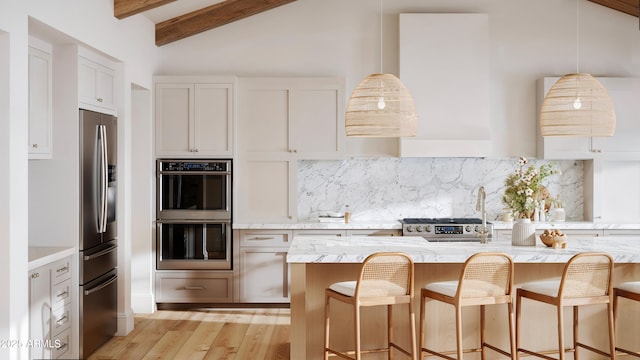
(251, 236, 274, 241)
(184, 285, 206, 290)
(57, 342, 68, 351)
(97, 97, 103, 102)
(31, 272, 39, 279)
(32, 144, 38, 148)
(57, 315, 68, 325)
(56, 265, 69, 273)
(56, 290, 69, 299)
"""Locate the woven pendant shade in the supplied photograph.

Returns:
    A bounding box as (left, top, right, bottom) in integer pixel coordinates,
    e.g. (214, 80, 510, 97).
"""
(540, 73, 616, 137)
(345, 73, 418, 137)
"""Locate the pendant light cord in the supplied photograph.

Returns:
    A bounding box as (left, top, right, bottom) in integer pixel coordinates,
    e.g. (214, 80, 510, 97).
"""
(380, 0, 383, 73)
(576, 0, 580, 74)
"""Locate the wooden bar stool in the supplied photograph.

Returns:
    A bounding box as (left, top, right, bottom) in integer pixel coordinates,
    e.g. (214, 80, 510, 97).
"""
(324, 252, 416, 360)
(419, 252, 516, 360)
(516, 252, 615, 360)
(613, 281, 640, 357)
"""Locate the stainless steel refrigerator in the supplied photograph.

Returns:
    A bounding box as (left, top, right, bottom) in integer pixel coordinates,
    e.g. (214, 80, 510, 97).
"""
(79, 109, 118, 358)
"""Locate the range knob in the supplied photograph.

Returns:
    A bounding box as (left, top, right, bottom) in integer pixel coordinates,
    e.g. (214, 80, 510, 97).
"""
(425, 225, 431, 232)
(406, 225, 414, 233)
(416, 226, 423, 232)
(474, 225, 480, 232)
(465, 225, 472, 232)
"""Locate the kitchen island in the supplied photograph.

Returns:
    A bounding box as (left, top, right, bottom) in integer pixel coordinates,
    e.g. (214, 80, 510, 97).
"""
(288, 235, 640, 360)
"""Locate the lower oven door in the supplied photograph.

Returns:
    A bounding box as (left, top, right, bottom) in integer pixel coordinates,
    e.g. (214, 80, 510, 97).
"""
(157, 220, 232, 270)
(79, 268, 117, 359)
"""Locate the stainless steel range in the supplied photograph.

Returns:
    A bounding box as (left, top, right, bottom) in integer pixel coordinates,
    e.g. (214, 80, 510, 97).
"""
(400, 218, 493, 242)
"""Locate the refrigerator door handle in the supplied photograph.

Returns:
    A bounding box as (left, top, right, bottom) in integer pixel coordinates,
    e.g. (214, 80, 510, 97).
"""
(83, 274, 117, 296)
(98, 125, 108, 234)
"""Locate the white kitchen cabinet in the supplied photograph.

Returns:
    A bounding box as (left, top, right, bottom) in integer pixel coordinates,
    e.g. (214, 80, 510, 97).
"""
(346, 229, 401, 236)
(239, 230, 293, 303)
(398, 13, 491, 157)
(293, 229, 346, 237)
(536, 77, 640, 160)
(78, 48, 116, 114)
(237, 77, 344, 158)
(28, 37, 53, 159)
(235, 77, 344, 223)
(155, 76, 235, 157)
(584, 160, 640, 223)
(603, 229, 640, 237)
(29, 255, 73, 359)
(155, 270, 234, 303)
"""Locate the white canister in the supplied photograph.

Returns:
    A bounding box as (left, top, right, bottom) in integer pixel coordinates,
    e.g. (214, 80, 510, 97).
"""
(551, 208, 565, 222)
(512, 218, 536, 246)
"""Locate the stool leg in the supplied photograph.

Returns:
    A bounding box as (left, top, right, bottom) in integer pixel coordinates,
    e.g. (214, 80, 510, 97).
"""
(409, 301, 417, 360)
(389, 304, 394, 360)
(607, 302, 616, 360)
(456, 303, 463, 360)
(508, 302, 516, 360)
(557, 304, 565, 360)
(355, 304, 362, 360)
(420, 292, 426, 359)
(573, 306, 579, 360)
(515, 291, 522, 360)
(324, 295, 330, 360)
(481, 304, 486, 360)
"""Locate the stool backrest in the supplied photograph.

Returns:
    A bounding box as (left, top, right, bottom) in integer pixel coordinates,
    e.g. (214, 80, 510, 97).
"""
(356, 252, 414, 298)
(560, 252, 613, 298)
(458, 252, 514, 299)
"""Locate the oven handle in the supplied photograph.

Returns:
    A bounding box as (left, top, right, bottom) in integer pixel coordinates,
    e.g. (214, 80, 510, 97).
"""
(157, 219, 231, 224)
(159, 170, 231, 176)
(84, 274, 117, 296)
(84, 244, 118, 261)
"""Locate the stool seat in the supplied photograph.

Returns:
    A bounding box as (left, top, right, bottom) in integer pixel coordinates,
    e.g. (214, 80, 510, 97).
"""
(616, 281, 640, 293)
(614, 281, 640, 358)
(420, 252, 516, 360)
(516, 252, 615, 360)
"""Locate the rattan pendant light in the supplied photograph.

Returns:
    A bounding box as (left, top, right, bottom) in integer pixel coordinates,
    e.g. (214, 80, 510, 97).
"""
(345, 0, 418, 137)
(540, 0, 616, 137)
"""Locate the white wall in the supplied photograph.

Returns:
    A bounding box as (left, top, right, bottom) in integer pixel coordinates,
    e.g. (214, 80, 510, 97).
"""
(155, 0, 640, 158)
(1, 0, 157, 355)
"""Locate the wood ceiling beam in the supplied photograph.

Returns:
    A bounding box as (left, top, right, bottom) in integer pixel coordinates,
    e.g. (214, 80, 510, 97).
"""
(588, 0, 639, 17)
(114, 0, 177, 19)
(155, 0, 296, 46)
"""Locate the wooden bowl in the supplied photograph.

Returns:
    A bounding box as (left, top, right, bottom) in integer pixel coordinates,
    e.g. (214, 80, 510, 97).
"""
(540, 233, 567, 248)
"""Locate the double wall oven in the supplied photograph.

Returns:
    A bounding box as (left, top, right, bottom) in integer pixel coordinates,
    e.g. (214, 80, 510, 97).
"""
(156, 159, 232, 270)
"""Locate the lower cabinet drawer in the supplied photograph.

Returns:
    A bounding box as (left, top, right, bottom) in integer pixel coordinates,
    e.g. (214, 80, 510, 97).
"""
(52, 303, 71, 335)
(52, 278, 72, 309)
(155, 271, 233, 303)
(52, 328, 71, 359)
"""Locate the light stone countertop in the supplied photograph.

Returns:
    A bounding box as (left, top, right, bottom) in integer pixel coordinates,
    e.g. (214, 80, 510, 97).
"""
(234, 220, 640, 231)
(28, 246, 76, 270)
(286, 235, 640, 264)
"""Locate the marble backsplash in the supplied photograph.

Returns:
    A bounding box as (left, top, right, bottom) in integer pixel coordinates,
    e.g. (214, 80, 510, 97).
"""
(298, 157, 583, 222)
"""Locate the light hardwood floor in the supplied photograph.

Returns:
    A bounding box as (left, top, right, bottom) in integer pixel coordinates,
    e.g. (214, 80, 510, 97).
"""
(88, 308, 290, 360)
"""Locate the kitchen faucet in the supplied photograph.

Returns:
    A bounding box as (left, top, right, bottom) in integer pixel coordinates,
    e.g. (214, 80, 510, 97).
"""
(476, 186, 489, 244)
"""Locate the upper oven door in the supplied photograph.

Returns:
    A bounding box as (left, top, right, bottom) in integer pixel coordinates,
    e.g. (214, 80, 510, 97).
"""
(157, 159, 231, 220)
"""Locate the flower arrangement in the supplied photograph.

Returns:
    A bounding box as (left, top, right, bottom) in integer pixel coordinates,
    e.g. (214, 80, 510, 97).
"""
(502, 157, 557, 219)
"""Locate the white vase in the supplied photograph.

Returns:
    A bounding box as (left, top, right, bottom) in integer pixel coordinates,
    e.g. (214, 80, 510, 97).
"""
(512, 218, 536, 246)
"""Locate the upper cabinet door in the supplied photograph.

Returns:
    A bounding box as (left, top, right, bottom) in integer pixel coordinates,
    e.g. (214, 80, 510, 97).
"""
(78, 48, 116, 115)
(537, 77, 640, 160)
(237, 77, 344, 160)
(28, 38, 53, 159)
(399, 13, 490, 157)
(154, 76, 236, 157)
